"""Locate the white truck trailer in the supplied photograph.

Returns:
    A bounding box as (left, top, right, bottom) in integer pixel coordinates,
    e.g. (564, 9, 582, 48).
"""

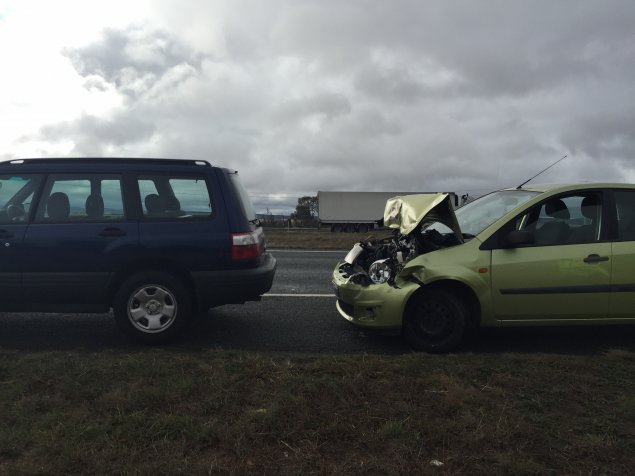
(318, 191, 458, 232)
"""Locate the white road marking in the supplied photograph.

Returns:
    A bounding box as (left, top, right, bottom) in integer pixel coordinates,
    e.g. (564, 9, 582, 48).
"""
(268, 249, 345, 253)
(264, 293, 335, 297)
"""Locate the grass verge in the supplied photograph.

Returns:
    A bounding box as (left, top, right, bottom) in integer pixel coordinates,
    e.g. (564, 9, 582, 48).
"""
(2, 230, 634, 474)
(264, 227, 377, 250)
(1, 349, 633, 474)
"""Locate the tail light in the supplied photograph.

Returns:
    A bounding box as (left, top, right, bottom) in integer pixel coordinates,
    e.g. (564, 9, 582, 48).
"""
(231, 228, 264, 261)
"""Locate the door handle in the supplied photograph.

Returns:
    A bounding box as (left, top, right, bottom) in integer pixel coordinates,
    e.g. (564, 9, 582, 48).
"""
(0, 229, 14, 239)
(98, 228, 127, 237)
(583, 254, 609, 264)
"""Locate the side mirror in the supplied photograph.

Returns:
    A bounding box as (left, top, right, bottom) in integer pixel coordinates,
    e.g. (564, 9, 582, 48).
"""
(506, 230, 535, 246)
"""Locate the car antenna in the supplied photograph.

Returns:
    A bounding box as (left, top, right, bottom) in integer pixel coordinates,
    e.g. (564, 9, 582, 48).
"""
(516, 154, 568, 189)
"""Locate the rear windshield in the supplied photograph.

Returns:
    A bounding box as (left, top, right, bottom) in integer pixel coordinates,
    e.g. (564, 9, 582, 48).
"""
(228, 172, 256, 221)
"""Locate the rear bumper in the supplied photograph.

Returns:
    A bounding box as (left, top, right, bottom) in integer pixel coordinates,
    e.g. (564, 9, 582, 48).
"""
(192, 252, 277, 307)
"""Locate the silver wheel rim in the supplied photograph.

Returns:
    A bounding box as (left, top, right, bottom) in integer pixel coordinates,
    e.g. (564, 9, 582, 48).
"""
(127, 284, 177, 334)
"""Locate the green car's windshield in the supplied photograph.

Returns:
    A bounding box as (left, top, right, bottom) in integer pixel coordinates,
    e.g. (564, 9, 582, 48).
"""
(455, 190, 539, 236)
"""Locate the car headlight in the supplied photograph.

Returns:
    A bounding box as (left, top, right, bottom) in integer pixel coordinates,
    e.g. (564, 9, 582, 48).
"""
(368, 259, 392, 284)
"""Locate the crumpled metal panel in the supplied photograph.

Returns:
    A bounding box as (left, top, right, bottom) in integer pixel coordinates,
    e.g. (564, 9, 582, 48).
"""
(383, 193, 462, 239)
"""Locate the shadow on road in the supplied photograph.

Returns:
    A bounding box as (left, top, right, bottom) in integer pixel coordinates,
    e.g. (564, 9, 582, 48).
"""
(462, 325, 635, 355)
(0, 308, 633, 356)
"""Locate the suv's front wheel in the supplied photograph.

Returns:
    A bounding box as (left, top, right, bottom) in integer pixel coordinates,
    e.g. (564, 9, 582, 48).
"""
(113, 271, 191, 344)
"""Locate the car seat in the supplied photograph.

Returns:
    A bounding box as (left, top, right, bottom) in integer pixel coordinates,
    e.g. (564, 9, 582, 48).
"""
(568, 196, 600, 243)
(534, 198, 570, 244)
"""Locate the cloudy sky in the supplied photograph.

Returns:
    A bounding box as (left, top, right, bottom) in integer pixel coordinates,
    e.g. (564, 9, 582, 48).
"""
(1, 0, 634, 213)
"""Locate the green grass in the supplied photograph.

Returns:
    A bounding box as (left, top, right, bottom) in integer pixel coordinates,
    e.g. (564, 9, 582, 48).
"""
(1, 349, 633, 474)
(2, 231, 634, 474)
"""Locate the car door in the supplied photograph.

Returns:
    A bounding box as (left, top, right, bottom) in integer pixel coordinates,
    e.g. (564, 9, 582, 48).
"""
(21, 173, 140, 309)
(609, 189, 635, 318)
(0, 174, 43, 309)
(136, 171, 230, 272)
(490, 191, 611, 322)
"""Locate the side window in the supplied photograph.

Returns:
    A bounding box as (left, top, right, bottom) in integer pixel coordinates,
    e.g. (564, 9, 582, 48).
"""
(0, 174, 43, 224)
(515, 192, 602, 245)
(615, 191, 635, 241)
(35, 175, 125, 222)
(139, 175, 212, 220)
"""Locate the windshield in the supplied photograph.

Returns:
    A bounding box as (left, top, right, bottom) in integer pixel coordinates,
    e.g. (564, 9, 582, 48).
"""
(455, 190, 539, 236)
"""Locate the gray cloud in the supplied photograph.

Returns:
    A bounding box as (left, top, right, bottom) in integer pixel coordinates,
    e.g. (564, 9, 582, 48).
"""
(64, 24, 204, 99)
(273, 92, 352, 123)
(15, 0, 635, 213)
(38, 114, 155, 156)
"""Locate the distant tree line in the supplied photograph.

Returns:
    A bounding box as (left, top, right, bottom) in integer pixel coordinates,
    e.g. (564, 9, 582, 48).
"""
(290, 195, 318, 227)
(259, 195, 318, 228)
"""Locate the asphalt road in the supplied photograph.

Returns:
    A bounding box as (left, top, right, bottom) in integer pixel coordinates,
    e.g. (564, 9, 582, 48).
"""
(0, 249, 633, 354)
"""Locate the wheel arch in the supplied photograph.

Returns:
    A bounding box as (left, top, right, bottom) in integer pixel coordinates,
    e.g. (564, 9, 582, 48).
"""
(406, 279, 481, 328)
(108, 260, 197, 310)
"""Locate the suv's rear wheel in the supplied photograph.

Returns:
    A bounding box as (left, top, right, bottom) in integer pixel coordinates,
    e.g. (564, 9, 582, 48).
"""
(403, 288, 467, 353)
(113, 271, 191, 344)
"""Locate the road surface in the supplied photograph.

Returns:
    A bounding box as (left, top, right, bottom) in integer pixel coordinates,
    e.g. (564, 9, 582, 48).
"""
(0, 249, 633, 354)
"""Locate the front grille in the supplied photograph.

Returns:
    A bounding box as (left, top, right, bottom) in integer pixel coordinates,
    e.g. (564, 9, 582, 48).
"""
(338, 263, 354, 278)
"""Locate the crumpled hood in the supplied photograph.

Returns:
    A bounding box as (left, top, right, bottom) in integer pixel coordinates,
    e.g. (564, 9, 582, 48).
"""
(384, 193, 462, 238)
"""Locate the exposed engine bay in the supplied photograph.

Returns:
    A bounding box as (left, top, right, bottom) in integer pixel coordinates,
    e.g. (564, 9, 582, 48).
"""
(336, 193, 465, 287)
(339, 227, 462, 286)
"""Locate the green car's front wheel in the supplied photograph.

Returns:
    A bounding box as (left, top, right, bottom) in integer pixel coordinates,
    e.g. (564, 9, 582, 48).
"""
(403, 288, 467, 353)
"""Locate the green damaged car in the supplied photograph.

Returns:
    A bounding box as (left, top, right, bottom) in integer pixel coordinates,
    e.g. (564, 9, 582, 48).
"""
(333, 184, 635, 352)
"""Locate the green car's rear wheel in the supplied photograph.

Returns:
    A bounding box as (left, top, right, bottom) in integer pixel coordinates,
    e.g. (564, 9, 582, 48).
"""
(403, 288, 467, 353)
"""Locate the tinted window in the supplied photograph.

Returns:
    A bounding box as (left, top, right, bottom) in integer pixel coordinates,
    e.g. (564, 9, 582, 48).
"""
(35, 175, 125, 222)
(615, 191, 635, 241)
(0, 174, 43, 224)
(228, 172, 256, 221)
(139, 175, 212, 219)
(516, 192, 602, 245)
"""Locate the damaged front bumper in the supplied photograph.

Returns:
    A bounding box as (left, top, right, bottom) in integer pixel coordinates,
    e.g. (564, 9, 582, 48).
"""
(332, 262, 419, 330)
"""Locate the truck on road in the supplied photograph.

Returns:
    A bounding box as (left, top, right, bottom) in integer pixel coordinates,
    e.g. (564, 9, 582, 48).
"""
(318, 191, 458, 232)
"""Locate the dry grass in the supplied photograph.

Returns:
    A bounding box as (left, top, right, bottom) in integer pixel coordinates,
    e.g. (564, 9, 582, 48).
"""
(1, 349, 634, 474)
(264, 227, 388, 250)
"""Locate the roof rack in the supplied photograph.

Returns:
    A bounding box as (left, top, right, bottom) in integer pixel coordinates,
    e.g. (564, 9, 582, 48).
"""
(2, 157, 212, 166)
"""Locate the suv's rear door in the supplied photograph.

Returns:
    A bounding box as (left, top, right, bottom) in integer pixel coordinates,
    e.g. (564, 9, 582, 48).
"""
(136, 170, 231, 272)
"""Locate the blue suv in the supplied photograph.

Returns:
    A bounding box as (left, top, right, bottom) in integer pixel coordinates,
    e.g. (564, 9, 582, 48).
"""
(0, 158, 276, 343)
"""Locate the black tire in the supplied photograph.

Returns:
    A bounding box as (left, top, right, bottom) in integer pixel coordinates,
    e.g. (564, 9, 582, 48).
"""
(403, 288, 467, 353)
(113, 271, 192, 344)
(357, 223, 369, 234)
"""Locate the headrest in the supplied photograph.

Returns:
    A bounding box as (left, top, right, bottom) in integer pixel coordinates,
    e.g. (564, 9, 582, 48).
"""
(144, 194, 165, 213)
(47, 192, 70, 221)
(580, 195, 600, 220)
(85, 194, 104, 218)
(545, 199, 570, 220)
